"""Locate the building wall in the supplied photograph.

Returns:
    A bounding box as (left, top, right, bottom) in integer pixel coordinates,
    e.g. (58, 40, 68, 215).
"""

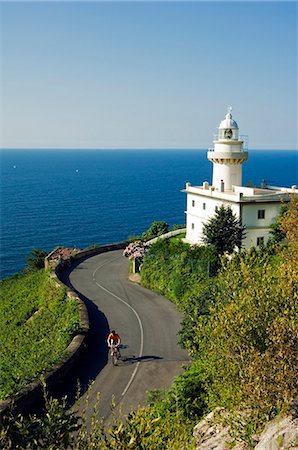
(212, 163, 242, 190)
(185, 193, 240, 244)
(241, 202, 282, 248)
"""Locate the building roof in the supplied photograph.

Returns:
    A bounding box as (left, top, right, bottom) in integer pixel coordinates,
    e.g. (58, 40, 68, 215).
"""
(183, 183, 297, 204)
(219, 112, 238, 130)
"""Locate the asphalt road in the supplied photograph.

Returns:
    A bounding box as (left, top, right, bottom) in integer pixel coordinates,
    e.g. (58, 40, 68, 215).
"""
(60, 250, 189, 422)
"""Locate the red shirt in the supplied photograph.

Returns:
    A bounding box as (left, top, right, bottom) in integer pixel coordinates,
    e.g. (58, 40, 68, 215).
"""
(107, 332, 120, 346)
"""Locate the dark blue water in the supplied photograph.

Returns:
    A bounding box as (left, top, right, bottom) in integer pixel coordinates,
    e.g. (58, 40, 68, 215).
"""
(1, 149, 297, 279)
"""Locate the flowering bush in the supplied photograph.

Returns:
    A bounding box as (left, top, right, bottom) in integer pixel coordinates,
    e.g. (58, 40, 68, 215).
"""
(123, 241, 149, 261)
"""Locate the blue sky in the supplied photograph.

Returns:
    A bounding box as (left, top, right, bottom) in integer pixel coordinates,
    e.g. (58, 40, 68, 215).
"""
(1, 1, 297, 149)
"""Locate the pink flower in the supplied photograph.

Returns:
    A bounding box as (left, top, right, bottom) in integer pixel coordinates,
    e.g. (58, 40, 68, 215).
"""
(123, 241, 149, 261)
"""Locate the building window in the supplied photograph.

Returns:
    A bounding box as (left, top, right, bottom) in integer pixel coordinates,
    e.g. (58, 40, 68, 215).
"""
(192, 200, 195, 207)
(258, 209, 265, 219)
(191, 223, 195, 230)
(257, 237, 264, 246)
(203, 203, 206, 210)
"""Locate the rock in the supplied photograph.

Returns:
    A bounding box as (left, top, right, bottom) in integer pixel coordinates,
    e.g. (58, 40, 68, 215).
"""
(193, 409, 298, 450)
(193, 408, 245, 450)
(254, 415, 298, 450)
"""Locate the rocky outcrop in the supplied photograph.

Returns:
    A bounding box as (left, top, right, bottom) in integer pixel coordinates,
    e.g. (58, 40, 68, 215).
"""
(193, 408, 245, 450)
(255, 415, 298, 450)
(194, 409, 298, 450)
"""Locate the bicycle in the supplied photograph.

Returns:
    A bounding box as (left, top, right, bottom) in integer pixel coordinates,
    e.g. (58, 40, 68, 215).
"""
(110, 344, 121, 366)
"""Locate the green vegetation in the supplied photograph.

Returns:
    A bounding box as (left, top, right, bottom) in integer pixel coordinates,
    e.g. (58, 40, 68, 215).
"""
(141, 220, 169, 241)
(141, 238, 219, 306)
(1, 200, 297, 448)
(202, 205, 246, 254)
(183, 246, 297, 412)
(171, 223, 186, 231)
(269, 202, 289, 243)
(0, 270, 80, 400)
(141, 196, 298, 444)
(0, 387, 196, 449)
(128, 221, 185, 243)
(124, 222, 186, 273)
(169, 232, 186, 242)
(25, 248, 48, 271)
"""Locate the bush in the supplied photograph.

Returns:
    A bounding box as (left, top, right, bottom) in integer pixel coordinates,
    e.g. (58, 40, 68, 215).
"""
(171, 223, 186, 231)
(0, 388, 196, 450)
(25, 249, 48, 271)
(141, 198, 298, 442)
(195, 246, 298, 416)
(149, 361, 207, 420)
(141, 239, 219, 305)
(141, 221, 169, 241)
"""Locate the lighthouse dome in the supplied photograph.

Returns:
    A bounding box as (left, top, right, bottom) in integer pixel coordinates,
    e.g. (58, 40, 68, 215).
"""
(219, 112, 238, 129)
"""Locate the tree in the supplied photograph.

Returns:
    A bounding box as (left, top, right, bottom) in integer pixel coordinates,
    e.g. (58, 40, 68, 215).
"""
(269, 203, 288, 243)
(141, 221, 169, 241)
(26, 248, 48, 271)
(202, 205, 245, 255)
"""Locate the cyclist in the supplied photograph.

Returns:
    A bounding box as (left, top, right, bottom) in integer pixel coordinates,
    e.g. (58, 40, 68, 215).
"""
(107, 330, 121, 356)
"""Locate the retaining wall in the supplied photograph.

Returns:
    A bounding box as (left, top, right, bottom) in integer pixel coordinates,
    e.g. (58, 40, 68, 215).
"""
(145, 228, 186, 245)
(71, 241, 128, 262)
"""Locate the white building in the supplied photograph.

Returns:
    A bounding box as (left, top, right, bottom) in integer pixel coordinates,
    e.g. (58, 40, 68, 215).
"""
(184, 108, 297, 249)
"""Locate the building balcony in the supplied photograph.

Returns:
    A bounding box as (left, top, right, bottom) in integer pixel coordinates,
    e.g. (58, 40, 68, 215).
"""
(211, 134, 248, 150)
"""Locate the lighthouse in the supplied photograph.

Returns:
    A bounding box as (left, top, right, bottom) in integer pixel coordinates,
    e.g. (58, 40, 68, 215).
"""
(183, 107, 297, 249)
(207, 107, 248, 191)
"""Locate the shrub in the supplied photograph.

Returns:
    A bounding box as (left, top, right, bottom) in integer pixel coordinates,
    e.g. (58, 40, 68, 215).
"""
(141, 221, 169, 241)
(141, 239, 219, 304)
(25, 249, 48, 271)
(0, 388, 196, 450)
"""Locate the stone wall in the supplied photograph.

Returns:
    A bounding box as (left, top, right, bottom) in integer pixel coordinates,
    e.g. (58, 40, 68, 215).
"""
(145, 228, 186, 245)
(71, 241, 129, 261)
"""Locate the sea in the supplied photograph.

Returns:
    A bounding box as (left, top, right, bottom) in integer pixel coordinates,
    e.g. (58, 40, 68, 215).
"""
(0, 149, 297, 279)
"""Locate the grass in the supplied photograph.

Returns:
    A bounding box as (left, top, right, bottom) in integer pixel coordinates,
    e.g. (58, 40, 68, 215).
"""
(0, 270, 81, 400)
(169, 233, 186, 242)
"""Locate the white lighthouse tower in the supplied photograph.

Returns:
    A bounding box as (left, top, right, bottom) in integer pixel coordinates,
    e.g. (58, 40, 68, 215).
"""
(207, 107, 248, 191)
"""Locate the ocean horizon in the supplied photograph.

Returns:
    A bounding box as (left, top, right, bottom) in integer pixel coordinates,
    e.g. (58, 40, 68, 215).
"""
(1, 147, 297, 151)
(1, 148, 297, 279)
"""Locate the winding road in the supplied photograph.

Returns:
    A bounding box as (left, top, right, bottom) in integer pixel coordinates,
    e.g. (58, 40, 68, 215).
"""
(60, 249, 189, 422)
